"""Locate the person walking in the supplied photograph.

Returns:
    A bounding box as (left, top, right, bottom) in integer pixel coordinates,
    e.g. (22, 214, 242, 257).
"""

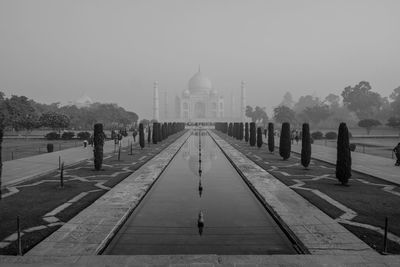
(132, 128, 138, 143)
(393, 142, 400, 166)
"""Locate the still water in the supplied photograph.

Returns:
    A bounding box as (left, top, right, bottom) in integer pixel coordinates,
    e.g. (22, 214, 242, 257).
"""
(104, 130, 297, 254)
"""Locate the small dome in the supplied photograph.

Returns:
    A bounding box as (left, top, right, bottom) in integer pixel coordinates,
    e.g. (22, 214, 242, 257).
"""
(188, 71, 212, 94)
(210, 88, 218, 96)
(183, 89, 190, 97)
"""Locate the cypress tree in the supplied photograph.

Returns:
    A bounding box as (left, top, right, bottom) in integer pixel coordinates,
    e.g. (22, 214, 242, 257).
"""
(336, 122, 352, 185)
(245, 122, 249, 142)
(279, 122, 291, 160)
(93, 123, 105, 170)
(268, 122, 274, 153)
(228, 123, 233, 137)
(301, 123, 311, 169)
(249, 122, 256, 146)
(139, 123, 145, 149)
(239, 122, 244, 140)
(152, 122, 158, 144)
(257, 127, 263, 148)
(147, 126, 151, 144)
(0, 127, 3, 199)
(161, 123, 165, 141)
(158, 123, 162, 142)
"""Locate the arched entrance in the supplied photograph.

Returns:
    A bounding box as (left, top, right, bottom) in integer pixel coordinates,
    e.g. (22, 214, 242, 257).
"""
(194, 102, 206, 118)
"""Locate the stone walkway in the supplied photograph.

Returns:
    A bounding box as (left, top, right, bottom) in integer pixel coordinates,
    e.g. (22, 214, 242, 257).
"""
(209, 131, 375, 256)
(288, 141, 400, 186)
(2, 137, 135, 188)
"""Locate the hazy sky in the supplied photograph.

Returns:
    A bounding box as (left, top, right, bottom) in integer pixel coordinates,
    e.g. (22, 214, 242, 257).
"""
(1, 0, 399, 119)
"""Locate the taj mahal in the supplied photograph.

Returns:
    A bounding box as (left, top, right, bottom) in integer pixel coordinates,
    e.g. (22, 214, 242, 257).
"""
(152, 68, 247, 122)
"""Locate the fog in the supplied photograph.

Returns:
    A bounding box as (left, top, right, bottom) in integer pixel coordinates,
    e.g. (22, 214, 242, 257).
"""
(1, 0, 399, 119)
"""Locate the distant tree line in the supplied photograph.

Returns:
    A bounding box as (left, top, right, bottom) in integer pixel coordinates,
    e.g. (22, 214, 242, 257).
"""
(245, 81, 400, 134)
(0, 91, 138, 134)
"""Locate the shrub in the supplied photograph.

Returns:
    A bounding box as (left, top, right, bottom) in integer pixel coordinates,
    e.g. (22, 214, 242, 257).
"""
(268, 123, 274, 153)
(93, 123, 104, 171)
(45, 132, 60, 140)
(249, 122, 256, 146)
(46, 143, 54, 153)
(325, 131, 337, 140)
(349, 143, 356, 152)
(301, 123, 311, 169)
(257, 127, 263, 148)
(61, 131, 75, 140)
(311, 131, 323, 140)
(336, 122, 352, 185)
(77, 131, 91, 140)
(279, 122, 291, 160)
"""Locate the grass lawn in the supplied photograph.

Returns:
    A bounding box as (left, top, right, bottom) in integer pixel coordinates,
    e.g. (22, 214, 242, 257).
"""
(2, 138, 82, 161)
(215, 130, 400, 254)
(314, 137, 399, 159)
(0, 131, 185, 255)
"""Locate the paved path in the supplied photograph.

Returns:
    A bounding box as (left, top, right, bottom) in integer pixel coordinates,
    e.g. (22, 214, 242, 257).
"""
(2, 137, 135, 188)
(280, 141, 400, 186)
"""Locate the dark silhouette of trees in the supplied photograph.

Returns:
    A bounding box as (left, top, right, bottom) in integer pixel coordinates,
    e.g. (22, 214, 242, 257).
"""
(246, 106, 268, 127)
(387, 117, 400, 133)
(39, 112, 70, 134)
(358, 119, 381, 135)
(336, 123, 352, 186)
(341, 81, 383, 119)
(273, 106, 296, 124)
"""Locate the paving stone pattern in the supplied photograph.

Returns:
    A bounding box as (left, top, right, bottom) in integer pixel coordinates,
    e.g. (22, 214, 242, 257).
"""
(209, 131, 375, 256)
(25, 132, 191, 257)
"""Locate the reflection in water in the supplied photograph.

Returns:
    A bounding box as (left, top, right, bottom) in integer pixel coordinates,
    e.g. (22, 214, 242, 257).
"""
(198, 180, 203, 197)
(197, 210, 204, 236)
(181, 130, 217, 176)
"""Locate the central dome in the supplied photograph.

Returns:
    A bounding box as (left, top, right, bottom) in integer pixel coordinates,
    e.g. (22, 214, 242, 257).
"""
(188, 71, 213, 94)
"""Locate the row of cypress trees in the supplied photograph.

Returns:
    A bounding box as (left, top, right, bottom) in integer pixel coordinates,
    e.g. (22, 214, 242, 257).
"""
(215, 121, 352, 186)
(93, 122, 185, 171)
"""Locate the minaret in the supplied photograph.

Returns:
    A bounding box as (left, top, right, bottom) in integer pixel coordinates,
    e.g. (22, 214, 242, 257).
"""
(241, 81, 246, 122)
(230, 92, 235, 120)
(153, 81, 159, 121)
(164, 91, 169, 120)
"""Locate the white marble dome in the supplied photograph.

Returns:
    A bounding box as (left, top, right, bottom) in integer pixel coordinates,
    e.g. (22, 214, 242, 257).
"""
(188, 71, 212, 94)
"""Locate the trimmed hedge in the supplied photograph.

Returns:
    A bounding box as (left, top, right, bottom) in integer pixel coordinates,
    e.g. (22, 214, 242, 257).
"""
(279, 122, 291, 160)
(249, 122, 256, 146)
(311, 131, 323, 140)
(268, 123, 274, 153)
(61, 131, 75, 140)
(77, 131, 90, 140)
(336, 122, 352, 185)
(45, 132, 60, 140)
(301, 123, 311, 169)
(325, 131, 337, 140)
(257, 127, 263, 148)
